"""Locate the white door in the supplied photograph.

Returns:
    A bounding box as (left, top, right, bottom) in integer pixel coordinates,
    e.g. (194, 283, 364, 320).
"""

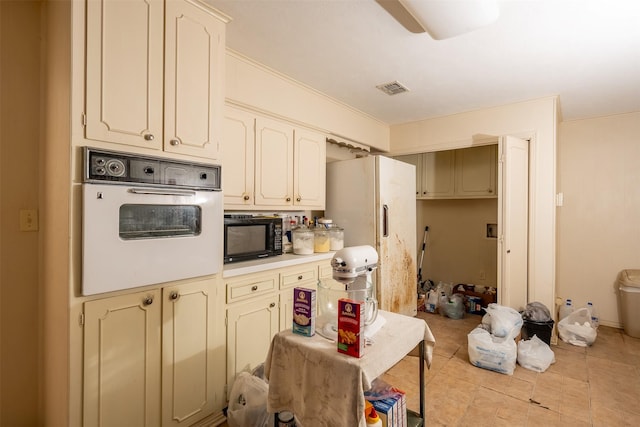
(498, 136, 529, 311)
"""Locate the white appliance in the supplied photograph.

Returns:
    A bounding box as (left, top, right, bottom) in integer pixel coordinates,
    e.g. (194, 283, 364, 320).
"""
(326, 155, 417, 316)
(82, 147, 223, 296)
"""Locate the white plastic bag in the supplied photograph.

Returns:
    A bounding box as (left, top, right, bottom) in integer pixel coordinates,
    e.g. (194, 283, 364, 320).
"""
(227, 372, 271, 427)
(517, 335, 555, 372)
(558, 307, 597, 347)
(467, 326, 517, 375)
(485, 303, 523, 339)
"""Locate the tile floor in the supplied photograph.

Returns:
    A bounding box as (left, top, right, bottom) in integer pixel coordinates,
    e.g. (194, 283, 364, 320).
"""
(220, 311, 640, 426)
(380, 311, 640, 426)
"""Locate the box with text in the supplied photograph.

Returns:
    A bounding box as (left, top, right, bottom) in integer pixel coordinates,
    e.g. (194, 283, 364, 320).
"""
(292, 287, 316, 336)
(337, 298, 365, 358)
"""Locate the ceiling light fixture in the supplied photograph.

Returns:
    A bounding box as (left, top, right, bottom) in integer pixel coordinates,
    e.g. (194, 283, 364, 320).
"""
(376, 0, 500, 40)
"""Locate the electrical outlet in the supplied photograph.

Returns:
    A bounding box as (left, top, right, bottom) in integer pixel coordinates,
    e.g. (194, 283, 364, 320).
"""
(479, 271, 486, 281)
(19, 209, 38, 232)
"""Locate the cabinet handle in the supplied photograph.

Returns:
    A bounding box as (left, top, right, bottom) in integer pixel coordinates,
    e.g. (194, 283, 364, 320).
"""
(243, 195, 250, 201)
(170, 291, 179, 300)
(296, 196, 302, 202)
(285, 197, 291, 202)
(251, 285, 258, 291)
(298, 275, 303, 280)
(143, 296, 154, 306)
(170, 139, 180, 146)
(488, 189, 493, 193)
(269, 302, 276, 308)
(143, 133, 154, 141)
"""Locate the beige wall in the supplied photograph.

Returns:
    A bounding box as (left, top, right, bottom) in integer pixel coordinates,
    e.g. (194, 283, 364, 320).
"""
(0, 0, 42, 424)
(389, 97, 558, 314)
(417, 199, 498, 287)
(557, 111, 640, 327)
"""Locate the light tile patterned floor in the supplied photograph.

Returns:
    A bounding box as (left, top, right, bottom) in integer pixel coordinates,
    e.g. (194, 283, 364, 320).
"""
(379, 311, 640, 427)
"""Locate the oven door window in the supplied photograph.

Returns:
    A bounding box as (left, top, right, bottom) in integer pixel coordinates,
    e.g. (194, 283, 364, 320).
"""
(119, 204, 201, 239)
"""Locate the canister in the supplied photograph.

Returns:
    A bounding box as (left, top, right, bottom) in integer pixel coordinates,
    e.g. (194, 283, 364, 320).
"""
(327, 224, 344, 250)
(313, 225, 330, 253)
(292, 226, 314, 255)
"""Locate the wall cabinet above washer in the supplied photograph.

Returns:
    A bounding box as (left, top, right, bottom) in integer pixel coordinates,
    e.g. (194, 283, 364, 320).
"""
(395, 145, 497, 199)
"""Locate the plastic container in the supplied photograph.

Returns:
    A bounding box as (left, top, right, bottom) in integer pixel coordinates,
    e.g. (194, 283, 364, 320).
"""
(618, 269, 640, 338)
(277, 411, 296, 427)
(521, 319, 555, 345)
(587, 301, 599, 328)
(365, 406, 382, 427)
(292, 226, 314, 255)
(558, 298, 574, 320)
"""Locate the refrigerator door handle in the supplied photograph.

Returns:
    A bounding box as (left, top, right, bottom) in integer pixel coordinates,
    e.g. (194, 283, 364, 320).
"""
(383, 204, 389, 237)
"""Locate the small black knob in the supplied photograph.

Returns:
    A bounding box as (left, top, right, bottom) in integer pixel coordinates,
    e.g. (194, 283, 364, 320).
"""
(200, 173, 207, 180)
(144, 166, 154, 174)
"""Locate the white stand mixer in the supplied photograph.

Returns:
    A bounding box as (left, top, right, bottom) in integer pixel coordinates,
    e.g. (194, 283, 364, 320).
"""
(317, 245, 381, 340)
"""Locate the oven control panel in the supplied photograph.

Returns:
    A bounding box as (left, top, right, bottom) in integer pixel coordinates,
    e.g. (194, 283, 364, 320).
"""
(84, 147, 221, 191)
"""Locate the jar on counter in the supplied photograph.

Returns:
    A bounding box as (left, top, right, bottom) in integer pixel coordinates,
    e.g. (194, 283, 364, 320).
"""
(327, 224, 344, 250)
(313, 225, 330, 253)
(292, 226, 314, 255)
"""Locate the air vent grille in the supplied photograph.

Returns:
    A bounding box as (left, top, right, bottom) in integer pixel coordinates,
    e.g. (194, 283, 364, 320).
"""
(376, 81, 409, 95)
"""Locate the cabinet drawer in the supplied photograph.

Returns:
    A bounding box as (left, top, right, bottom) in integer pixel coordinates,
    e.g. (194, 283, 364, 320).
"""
(280, 267, 317, 289)
(227, 275, 277, 303)
(319, 263, 333, 279)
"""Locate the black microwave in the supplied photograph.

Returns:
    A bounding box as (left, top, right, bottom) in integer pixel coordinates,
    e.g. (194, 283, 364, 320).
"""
(223, 215, 283, 264)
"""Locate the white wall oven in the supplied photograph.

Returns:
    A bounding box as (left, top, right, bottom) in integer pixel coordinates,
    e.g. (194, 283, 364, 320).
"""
(82, 147, 222, 296)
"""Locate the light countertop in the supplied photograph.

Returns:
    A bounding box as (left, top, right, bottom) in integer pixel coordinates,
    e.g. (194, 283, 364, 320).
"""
(222, 252, 335, 278)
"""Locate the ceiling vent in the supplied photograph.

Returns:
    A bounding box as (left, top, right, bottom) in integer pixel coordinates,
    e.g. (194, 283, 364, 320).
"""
(376, 81, 409, 96)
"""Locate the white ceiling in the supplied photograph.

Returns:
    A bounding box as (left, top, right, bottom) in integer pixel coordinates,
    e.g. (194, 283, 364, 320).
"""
(206, 0, 640, 125)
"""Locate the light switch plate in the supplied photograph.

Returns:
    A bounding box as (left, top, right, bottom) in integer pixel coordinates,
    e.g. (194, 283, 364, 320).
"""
(19, 209, 38, 231)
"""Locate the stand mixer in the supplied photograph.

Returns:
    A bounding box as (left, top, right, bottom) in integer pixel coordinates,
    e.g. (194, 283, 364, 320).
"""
(316, 245, 380, 340)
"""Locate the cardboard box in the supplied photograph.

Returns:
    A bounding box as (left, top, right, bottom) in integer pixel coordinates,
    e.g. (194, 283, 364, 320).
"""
(337, 298, 365, 358)
(292, 287, 316, 336)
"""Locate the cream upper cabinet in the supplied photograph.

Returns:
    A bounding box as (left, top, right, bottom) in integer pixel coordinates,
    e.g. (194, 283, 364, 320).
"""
(397, 145, 497, 199)
(83, 278, 221, 427)
(83, 290, 162, 427)
(223, 109, 326, 210)
(85, 0, 226, 160)
(454, 145, 497, 197)
(222, 107, 255, 205)
(255, 117, 295, 207)
(423, 150, 456, 198)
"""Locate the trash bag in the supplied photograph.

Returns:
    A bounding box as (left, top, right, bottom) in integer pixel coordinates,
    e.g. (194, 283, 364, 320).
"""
(558, 307, 597, 347)
(227, 371, 271, 427)
(485, 303, 523, 340)
(441, 293, 465, 319)
(522, 301, 552, 322)
(467, 326, 517, 375)
(517, 335, 555, 372)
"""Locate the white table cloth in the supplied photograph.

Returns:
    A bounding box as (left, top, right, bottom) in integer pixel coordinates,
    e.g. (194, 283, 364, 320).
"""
(265, 310, 435, 427)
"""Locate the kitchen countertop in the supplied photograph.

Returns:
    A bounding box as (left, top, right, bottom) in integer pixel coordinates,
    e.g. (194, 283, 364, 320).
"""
(222, 251, 335, 278)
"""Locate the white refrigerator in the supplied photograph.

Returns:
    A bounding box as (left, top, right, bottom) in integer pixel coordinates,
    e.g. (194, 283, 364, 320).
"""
(326, 155, 417, 316)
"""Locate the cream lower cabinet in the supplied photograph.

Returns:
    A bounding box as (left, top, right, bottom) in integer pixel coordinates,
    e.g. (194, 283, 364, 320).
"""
(222, 107, 326, 210)
(83, 277, 221, 427)
(224, 262, 321, 397)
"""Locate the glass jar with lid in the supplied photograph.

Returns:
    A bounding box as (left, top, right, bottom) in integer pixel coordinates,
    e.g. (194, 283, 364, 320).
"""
(327, 224, 344, 250)
(313, 225, 330, 253)
(292, 225, 314, 255)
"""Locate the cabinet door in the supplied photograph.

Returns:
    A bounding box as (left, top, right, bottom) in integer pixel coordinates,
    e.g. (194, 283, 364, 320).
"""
(85, 0, 164, 149)
(455, 145, 497, 197)
(164, 0, 225, 160)
(162, 279, 217, 426)
(255, 117, 294, 207)
(422, 150, 455, 198)
(226, 296, 279, 396)
(84, 290, 161, 427)
(222, 107, 255, 207)
(394, 154, 422, 197)
(294, 128, 326, 209)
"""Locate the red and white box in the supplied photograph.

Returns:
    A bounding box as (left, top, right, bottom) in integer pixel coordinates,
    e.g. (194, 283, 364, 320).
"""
(337, 298, 365, 358)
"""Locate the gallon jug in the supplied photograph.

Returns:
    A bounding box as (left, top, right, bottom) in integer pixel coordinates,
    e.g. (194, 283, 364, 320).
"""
(558, 298, 574, 320)
(587, 301, 599, 328)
